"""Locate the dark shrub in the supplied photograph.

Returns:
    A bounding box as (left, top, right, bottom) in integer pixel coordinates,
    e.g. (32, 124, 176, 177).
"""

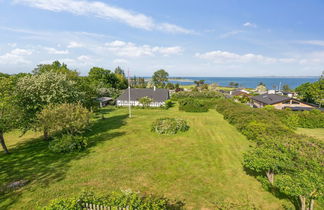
(164, 99, 173, 109)
(49, 135, 88, 153)
(151, 118, 189, 134)
(179, 99, 208, 112)
(44, 190, 185, 210)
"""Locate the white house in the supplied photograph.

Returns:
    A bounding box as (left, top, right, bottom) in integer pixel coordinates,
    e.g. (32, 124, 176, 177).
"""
(116, 87, 169, 107)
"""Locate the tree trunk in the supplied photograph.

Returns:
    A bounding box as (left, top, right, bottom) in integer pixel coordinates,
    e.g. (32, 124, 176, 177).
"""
(266, 170, 274, 185)
(0, 131, 10, 154)
(309, 199, 314, 210)
(43, 129, 49, 140)
(299, 195, 306, 210)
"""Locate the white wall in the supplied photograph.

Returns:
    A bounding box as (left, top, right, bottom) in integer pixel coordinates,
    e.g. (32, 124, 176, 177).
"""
(117, 100, 165, 107)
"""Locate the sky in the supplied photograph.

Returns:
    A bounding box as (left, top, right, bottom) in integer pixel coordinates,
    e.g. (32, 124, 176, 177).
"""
(1, 0, 324, 77)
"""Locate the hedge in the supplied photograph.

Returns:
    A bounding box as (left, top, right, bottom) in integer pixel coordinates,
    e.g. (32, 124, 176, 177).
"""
(44, 190, 184, 210)
(171, 91, 223, 100)
(178, 99, 209, 112)
(215, 99, 293, 142)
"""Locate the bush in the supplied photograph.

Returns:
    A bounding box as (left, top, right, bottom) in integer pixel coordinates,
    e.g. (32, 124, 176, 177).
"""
(36, 103, 91, 139)
(178, 99, 208, 112)
(49, 135, 88, 153)
(151, 118, 189, 135)
(164, 99, 173, 109)
(44, 190, 185, 210)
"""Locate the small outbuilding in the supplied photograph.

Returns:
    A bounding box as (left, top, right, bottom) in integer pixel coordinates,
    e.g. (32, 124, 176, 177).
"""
(116, 88, 169, 107)
(97, 97, 113, 107)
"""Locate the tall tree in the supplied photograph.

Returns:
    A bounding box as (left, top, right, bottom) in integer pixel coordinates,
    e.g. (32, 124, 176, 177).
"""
(282, 84, 292, 92)
(114, 66, 125, 76)
(0, 77, 21, 154)
(152, 69, 169, 88)
(88, 67, 119, 88)
(32, 61, 79, 79)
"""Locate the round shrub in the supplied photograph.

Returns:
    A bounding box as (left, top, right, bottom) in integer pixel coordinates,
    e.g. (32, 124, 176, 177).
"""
(151, 118, 189, 134)
(49, 135, 88, 153)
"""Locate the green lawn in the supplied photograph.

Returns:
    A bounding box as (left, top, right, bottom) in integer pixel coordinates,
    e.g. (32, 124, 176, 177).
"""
(0, 107, 287, 209)
(296, 128, 324, 141)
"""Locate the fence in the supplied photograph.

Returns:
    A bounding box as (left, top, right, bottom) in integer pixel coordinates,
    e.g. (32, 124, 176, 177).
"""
(82, 203, 132, 210)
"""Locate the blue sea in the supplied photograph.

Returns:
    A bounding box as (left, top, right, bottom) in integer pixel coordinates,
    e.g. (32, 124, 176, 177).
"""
(168, 77, 319, 89)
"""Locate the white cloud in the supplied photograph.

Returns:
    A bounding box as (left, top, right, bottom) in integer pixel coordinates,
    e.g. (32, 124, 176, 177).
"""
(298, 40, 324, 47)
(13, 0, 193, 34)
(219, 30, 243, 39)
(243, 22, 257, 28)
(44, 47, 69, 54)
(113, 58, 128, 64)
(105, 40, 183, 57)
(67, 41, 84, 48)
(196, 50, 278, 64)
(0, 48, 32, 64)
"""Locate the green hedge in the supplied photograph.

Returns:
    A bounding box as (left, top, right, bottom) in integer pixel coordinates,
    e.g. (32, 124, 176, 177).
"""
(171, 91, 223, 100)
(215, 99, 293, 142)
(151, 118, 189, 134)
(44, 190, 184, 210)
(178, 99, 209, 112)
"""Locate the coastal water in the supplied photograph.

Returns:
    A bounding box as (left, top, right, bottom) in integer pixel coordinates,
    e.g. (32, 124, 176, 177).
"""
(168, 77, 319, 89)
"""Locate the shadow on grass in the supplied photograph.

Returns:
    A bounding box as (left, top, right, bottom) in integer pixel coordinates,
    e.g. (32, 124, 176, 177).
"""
(243, 166, 299, 209)
(0, 113, 128, 209)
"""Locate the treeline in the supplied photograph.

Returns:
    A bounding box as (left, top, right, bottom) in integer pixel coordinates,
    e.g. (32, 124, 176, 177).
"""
(215, 99, 323, 210)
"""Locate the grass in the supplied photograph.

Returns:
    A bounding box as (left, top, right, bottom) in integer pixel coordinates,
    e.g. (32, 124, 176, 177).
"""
(296, 128, 324, 140)
(0, 107, 288, 209)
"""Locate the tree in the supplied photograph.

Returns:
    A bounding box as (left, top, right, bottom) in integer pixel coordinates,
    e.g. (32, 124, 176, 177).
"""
(276, 170, 323, 210)
(282, 84, 292, 92)
(35, 103, 91, 139)
(229, 82, 239, 88)
(194, 80, 205, 87)
(139, 97, 153, 108)
(295, 79, 324, 107)
(165, 82, 175, 90)
(114, 66, 125, 76)
(32, 61, 79, 79)
(0, 77, 21, 154)
(152, 69, 169, 88)
(88, 67, 119, 88)
(243, 142, 293, 185)
(15, 72, 82, 131)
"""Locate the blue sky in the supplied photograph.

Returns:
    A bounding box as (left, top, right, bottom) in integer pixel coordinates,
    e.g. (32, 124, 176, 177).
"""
(1, 0, 324, 76)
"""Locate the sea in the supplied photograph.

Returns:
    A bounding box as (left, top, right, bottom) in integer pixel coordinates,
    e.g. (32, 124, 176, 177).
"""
(168, 77, 320, 89)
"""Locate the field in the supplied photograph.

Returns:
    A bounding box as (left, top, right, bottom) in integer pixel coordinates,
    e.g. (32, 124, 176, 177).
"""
(0, 107, 288, 209)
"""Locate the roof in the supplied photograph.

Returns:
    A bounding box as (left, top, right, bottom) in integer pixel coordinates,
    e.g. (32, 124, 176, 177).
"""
(97, 97, 113, 102)
(117, 88, 169, 102)
(251, 94, 291, 105)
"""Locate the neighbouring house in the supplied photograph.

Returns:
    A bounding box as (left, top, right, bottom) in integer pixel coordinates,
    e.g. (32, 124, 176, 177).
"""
(116, 87, 169, 107)
(250, 94, 317, 110)
(97, 97, 113, 107)
(230, 89, 251, 97)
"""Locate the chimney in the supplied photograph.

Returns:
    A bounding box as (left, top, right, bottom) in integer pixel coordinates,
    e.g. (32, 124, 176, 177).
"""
(154, 86, 156, 91)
